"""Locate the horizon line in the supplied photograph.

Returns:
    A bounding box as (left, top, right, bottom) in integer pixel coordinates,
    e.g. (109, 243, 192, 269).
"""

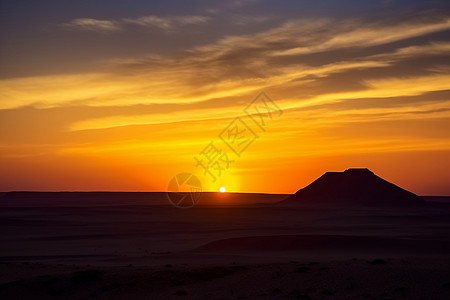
(1, 191, 450, 197)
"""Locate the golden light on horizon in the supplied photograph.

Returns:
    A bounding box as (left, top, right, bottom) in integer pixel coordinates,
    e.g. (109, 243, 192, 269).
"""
(0, 4, 449, 196)
(219, 187, 226, 193)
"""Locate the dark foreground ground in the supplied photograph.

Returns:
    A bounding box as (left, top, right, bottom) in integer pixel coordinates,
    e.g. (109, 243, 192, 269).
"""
(1, 192, 450, 299)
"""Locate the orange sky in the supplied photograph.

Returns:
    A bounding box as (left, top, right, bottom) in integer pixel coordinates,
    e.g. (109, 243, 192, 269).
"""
(1, 1, 449, 195)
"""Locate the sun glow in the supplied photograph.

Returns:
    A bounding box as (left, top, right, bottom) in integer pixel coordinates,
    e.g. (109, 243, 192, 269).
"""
(219, 186, 226, 193)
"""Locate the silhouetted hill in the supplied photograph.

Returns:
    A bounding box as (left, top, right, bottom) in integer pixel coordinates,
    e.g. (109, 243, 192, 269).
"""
(281, 168, 424, 206)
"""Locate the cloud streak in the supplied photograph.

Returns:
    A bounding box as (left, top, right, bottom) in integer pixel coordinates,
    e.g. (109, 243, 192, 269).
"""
(274, 17, 450, 56)
(64, 18, 121, 32)
(64, 15, 211, 33)
(1, 14, 449, 166)
(3, 17, 449, 111)
(123, 15, 210, 30)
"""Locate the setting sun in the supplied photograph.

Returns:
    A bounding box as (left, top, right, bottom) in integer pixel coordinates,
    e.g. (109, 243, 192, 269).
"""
(0, 1, 449, 197)
(1, 1, 450, 299)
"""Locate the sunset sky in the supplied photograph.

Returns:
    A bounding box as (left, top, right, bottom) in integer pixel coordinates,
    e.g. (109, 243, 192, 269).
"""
(1, 0, 449, 195)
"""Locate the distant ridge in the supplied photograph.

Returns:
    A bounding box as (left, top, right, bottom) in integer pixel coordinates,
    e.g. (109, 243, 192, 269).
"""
(282, 168, 424, 206)
(0, 191, 287, 206)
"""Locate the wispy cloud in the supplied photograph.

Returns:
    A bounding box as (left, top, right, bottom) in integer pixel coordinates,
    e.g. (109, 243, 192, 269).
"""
(64, 18, 121, 32)
(3, 1, 450, 194)
(123, 15, 210, 30)
(369, 42, 450, 61)
(3, 16, 450, 112)
(64, 15, 211, 33)
(273, 18, 450, 56)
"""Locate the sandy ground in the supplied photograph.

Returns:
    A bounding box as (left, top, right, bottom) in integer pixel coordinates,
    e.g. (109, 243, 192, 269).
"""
(1, 193, 450, 299)
(1, 258, 450, 299)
